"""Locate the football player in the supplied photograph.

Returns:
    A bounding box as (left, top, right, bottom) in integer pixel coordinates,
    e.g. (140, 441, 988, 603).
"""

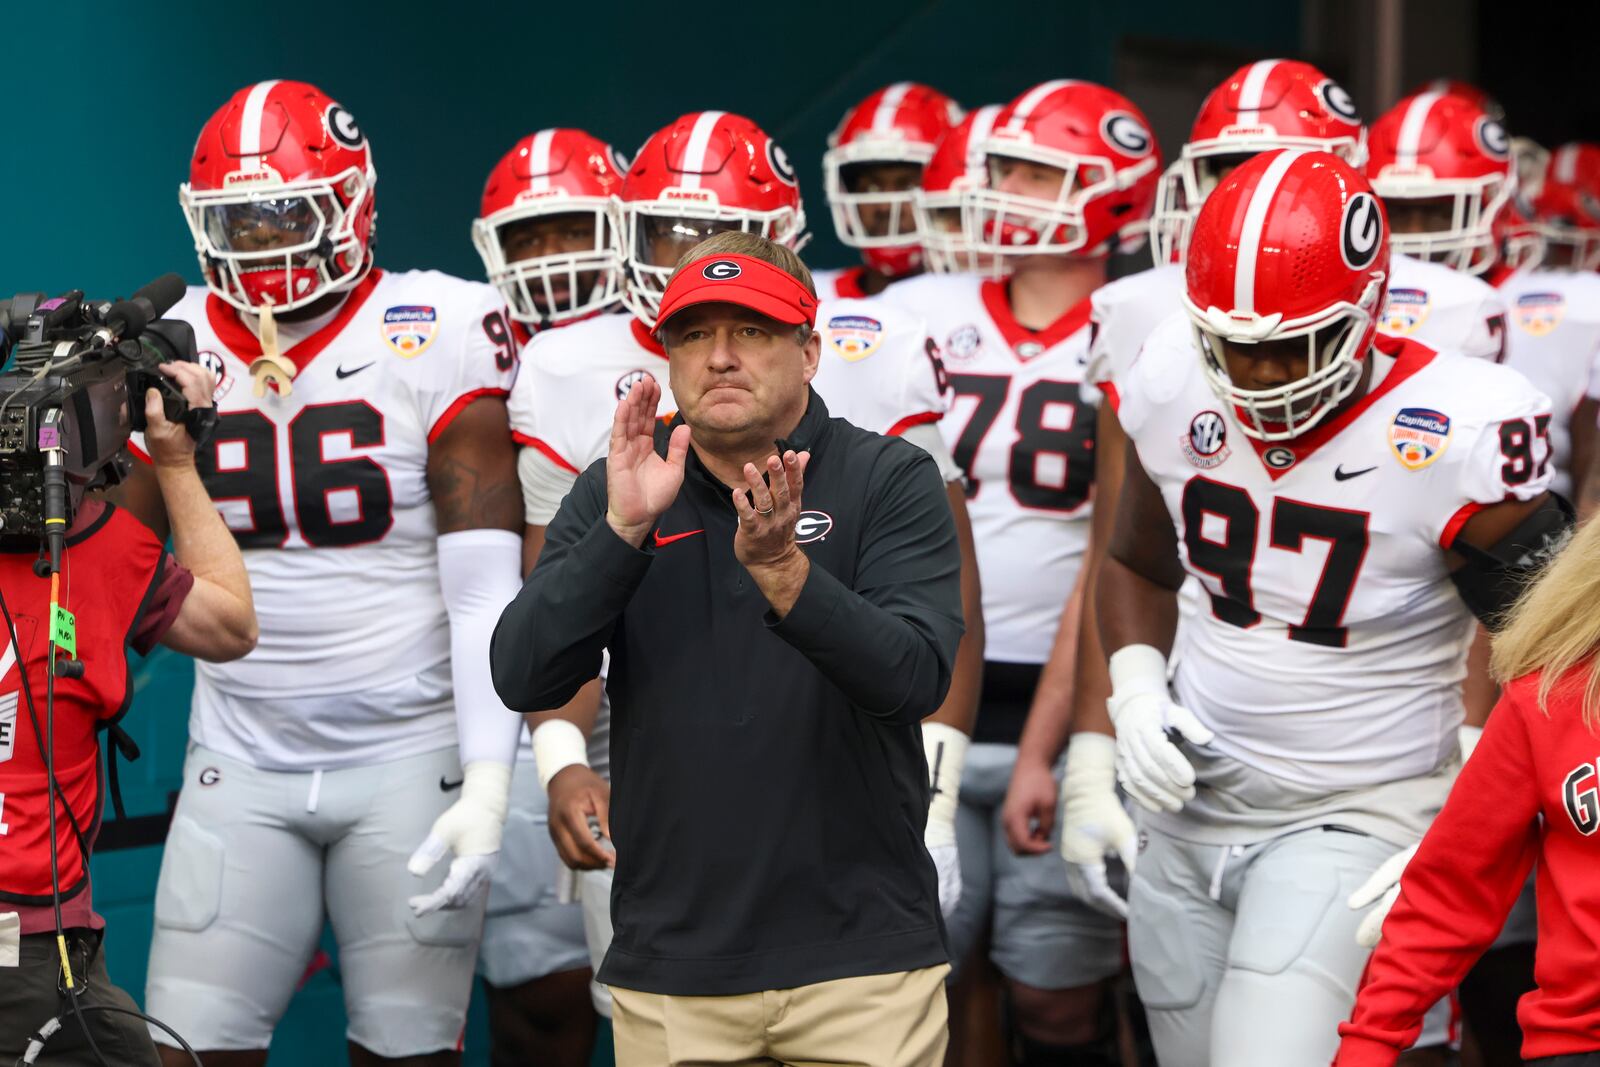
(912, 103, 1004, 277)
(116, 80, 524, 1066)
(508, 109, 983, 1018)
(881, 79, 1161, 1064)
(473, 127, 627, 338)
(813, 83, 962, 299)
(469, 127, 631, 1066)
(1100, 148, 1566, 1067)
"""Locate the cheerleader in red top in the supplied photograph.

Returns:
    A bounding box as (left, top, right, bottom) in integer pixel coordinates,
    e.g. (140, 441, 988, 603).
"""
(1336, 514, 1600, 1067)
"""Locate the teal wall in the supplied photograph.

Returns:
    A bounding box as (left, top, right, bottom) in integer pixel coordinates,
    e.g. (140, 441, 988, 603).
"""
(47, 1, 1303, 1062)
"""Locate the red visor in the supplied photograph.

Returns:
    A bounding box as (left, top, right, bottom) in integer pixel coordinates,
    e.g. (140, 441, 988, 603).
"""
(652, 254, 819, 338)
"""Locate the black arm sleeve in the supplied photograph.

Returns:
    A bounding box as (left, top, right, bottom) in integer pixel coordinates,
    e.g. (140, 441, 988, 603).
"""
(490, 463, 652, 712)
(767, 447, 964, 724)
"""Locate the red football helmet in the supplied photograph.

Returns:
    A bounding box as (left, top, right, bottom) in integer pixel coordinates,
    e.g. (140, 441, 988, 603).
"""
(472, 128, 627, 327)
(1184, 150, 1390, 441)
(180, 79, 377, 313)
(1532, 143, 1600, 270)
(1414, 79, 1506, 122)
(962, 80, 1161, 263)
(1153, 59, 1365, 264)
(1499, 137, 1550, 271)
(823, 82, 962, 276)
(619, 111, 806, 325)
(914, 104, 1004, 274)
(1367, 90, 1513, 274)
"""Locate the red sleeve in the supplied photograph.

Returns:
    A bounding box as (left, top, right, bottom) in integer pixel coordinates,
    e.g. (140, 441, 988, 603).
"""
(1335, 691, 1542, 1066)
(129, 553, 196, 656)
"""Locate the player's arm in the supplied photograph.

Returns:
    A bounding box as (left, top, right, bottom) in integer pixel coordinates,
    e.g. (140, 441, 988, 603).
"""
(1446, 490, 1569, 627)
(1570, 396, 1599, 519)
(514, 443, 616, 867)
(406, 393, 525, 915)
(1094, 435, 1214, 816)
(141, 363, 257, 661)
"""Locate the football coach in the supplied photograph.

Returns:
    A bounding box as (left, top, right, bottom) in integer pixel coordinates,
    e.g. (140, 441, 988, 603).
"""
(491, 230, 963, 1066)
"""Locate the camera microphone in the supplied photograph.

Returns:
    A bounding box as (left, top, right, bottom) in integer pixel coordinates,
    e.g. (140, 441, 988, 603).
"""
(97, 273, 186, 343)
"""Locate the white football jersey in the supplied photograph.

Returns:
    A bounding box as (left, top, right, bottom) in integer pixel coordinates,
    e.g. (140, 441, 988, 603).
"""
(883, 273, 1097, 663)
(1493, 267, 1600, 497)
(1118, 315, 1553, 790)
(1380, 253, 1508, 362)
(1083, 263, 1184, 407)
(148, 271, 517, 770)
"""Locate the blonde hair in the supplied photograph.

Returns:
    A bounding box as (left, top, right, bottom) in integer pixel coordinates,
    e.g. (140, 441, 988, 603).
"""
(668, 231, 816, 299)
(1490, 512, 1600, 728)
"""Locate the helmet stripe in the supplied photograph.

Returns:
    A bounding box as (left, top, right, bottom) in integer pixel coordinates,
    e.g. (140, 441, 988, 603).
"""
(238, 79, 281, 170)
(1397, 90, 1446, 169)
(1555, 144, 1579, 183)
(528, 128, 555, 192)
(1006, 79, 1080, 131)
(1234, 60, 1280, 126)
(871, 82, 915, 135)
(966, 105, 1002, 178)
(1233, 149, 1303, 314)
(677, 110, 726, 190)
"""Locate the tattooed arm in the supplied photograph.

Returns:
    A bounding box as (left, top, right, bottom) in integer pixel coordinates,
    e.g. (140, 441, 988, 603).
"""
(427, 396, 524, 535)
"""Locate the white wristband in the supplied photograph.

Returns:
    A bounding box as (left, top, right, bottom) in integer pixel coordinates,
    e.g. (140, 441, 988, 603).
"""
(1107, 644, 1171, 702)
(532, 718, 590, 791)
(922, 722, 969, 849)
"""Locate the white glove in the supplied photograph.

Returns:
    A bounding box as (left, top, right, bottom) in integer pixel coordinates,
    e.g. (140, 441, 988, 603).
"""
(1106, 645, 1215, 813)
(923, 723, 968, 918)
(1458, 724, 1483, 763)
(1348, 842, 1419, 948)
(407, 761, 512, 917)
(1060, 732, 1138, 920)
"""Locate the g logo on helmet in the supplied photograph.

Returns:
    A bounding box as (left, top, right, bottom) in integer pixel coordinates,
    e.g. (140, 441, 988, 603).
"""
(1316, 80, 1361, 125)
(702, 259, 742, 281)
(768, 141, 798, 187)
(1475, 117, 1510, 161)
(1341, 192, 1383, 270)
(325, 105, 365, 150)
(1101, 112, 1152, 157)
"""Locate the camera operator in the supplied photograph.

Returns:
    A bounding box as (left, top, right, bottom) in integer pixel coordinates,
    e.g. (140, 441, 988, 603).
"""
(0, 362, 256, 1065)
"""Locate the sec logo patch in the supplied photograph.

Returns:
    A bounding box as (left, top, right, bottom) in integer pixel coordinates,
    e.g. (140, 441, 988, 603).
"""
(197, 349, 233, 402)
(615, 369, 655, 401)
(1514, 291, 1565, 336)
(1380, 288, 1431, 335)
(945, 325, 981, 364)
(1181, 411, 1230, 469)
(382, 306, 438, 358)
(1390, 407, 1452, 470)
(826, 315, 883, 361)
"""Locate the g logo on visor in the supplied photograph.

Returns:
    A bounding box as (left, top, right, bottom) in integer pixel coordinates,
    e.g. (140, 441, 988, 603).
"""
(326, 105, 365, 150)
(1341, 192, 1383, 270)
(1475, 117, 1510, 160)
(1102, 112, 1153, 157)
(702, 259, 743, 281)
(1317, 80, 1362, 125)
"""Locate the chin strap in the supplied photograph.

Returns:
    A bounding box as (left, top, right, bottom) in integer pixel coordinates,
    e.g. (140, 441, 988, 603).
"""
(249, 301, 298, 397)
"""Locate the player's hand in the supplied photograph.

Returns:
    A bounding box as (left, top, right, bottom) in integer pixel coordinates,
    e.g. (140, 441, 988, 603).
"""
(606, 375, 689, 547)
(732, 449, 810, 569)
(1108, 687, 1212, 813)
(927, 839, 961, 917)
(1059, 733, 1137, 921)
(1001, 755, 1059, 855)
(1106, 645, 1213, 814)
(1349, 842, 1419, 948)
(406, 761, 511, 916)
(145, 362, 216, 467)
(547, 765, 615, 870)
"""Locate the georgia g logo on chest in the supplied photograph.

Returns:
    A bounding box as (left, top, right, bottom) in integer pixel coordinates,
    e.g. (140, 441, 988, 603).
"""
(1563, 759, 1600, 835)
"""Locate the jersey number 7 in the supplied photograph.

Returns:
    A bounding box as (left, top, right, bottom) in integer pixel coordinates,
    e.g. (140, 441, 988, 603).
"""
(947, 374, 1096, 512)
(196, 401, 395, 549)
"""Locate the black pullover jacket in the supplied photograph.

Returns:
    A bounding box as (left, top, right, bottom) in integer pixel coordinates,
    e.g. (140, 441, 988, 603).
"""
(491, 390, 964, 995)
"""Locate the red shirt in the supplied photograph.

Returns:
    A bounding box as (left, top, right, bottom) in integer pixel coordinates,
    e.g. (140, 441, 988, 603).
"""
(1336, 667, 1600, 1064)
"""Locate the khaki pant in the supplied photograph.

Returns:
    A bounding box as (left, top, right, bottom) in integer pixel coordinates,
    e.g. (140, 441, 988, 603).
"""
(612, 964, 950, 1067)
